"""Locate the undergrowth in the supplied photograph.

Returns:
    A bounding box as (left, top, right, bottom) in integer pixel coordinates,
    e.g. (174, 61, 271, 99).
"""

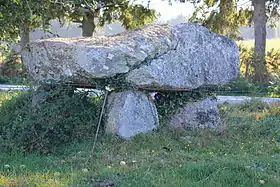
(0, 86, 104, 153)
(154, 91, 212, 124)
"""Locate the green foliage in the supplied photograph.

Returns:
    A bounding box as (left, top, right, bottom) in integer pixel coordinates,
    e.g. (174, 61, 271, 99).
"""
(98, 2, 157, 30)
(266, 48, 280, 75)
(0, 43, 11, 62)
(0, 44, 27, 83)
(220, 77, 257, 93)
(188, 0, 279, 39)
(154, 91, 212, 123)
(221, 77, 268, 95)
(0, 0, 156, 42)
(189, 0, 252, 39)
(0, 76, 27, 84)
(237, 99, 269, 113)
(90, 74, 133, 92)
(269, 75, 280, 97)
(239, 45, 280, 80)
(0, 86, 104, 153)
(0, 0, 62, 42)
(199, 77, 270, 97)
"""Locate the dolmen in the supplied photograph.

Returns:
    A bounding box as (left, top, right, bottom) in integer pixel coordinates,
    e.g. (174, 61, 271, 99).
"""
(22, 23, 239, 139)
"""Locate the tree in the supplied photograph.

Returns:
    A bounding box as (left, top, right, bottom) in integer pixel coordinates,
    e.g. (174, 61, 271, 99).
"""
(67, 0, 157, 37)
(252, 0, 267, 81)
(188, 0, 252, 39)
(0, 0, 67, 50)
(1, 0, 157, 41)
(251, 0, 280, 81)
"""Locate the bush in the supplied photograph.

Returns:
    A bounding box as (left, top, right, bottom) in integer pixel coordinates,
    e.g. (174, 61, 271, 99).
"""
(219, 77, 257, 93)
(269, 76, 280, 97)
(154, 91, 211, 123)
(0, 43, 27, 82)
(0, 85, 104, 153)
(239, 44, 280, 80)
(0, 75, 27, 84)
(202, 77, 270, 97)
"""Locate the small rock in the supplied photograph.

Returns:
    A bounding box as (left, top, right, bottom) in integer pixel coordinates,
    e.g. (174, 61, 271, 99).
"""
(94, 179, 116, 187)
(120, 161, 126, 166)
(259, 180, 265, 185)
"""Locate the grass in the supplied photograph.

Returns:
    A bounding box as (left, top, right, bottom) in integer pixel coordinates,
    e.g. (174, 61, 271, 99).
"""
(0, 96, 280, 186)
(237, 38, 280, 51)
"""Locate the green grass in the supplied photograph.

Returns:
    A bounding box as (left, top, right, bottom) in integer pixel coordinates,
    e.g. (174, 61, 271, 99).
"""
(237, 39, 280, 51)
(0, 99, 280, 186)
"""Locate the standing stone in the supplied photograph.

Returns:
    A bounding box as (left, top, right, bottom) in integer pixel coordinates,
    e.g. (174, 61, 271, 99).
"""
(170, 97, 222, 130)
(105, 91, 159, 139)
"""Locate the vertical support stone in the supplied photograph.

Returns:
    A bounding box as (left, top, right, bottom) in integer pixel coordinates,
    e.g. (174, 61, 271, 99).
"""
(169, 97, 223, 130)
(105, 90, 159, 139)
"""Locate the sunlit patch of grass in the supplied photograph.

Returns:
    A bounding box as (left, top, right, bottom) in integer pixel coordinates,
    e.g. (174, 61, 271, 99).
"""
(0, 91, 22, 106)
(0, 172, 73, 186)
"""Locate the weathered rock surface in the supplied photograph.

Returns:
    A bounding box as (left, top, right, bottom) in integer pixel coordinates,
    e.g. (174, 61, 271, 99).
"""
(23, 22, 239, 90)
(105, 91, 159, 139)
(170, 97, 222, 129)
(22, 24, 176, 83)
(126, 24, 240, 90)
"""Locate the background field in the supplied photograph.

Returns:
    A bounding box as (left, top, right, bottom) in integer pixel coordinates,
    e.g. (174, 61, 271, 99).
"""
(237, 39, 280, 51)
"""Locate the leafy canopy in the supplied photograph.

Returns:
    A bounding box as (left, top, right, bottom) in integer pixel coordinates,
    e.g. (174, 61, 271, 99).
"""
(0, 0, 157, 42)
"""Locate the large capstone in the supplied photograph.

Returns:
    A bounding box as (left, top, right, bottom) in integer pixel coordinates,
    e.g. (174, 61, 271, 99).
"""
(23, 22, 239, 90)
(105, 91, 159, 139)
(126, 24, 240, 90)
(169, 97, 222, 130)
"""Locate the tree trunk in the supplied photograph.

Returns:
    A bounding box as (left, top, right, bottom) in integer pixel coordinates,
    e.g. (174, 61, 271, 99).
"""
(244, 60, 250, 78)
(82, 12, 95, 37)
(20, 23, 30, 51)
(219, 0, 236, 36)
(253, 0, 267, 82)
(19, 23, 30, 73)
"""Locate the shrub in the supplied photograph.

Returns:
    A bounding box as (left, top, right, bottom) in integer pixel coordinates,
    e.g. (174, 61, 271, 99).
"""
(154, 91, 211, 123)
(0, 85, 104, 153)
(219, 77, 257, 93)
(202, 77, 270, 97)
(268, 75, 280, 97)
(238, 44, 280, 80)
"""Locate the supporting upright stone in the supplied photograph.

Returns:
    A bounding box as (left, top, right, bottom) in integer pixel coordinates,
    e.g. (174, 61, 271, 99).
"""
(169, 97, 222, 130)
(105, 90, 159, 139)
